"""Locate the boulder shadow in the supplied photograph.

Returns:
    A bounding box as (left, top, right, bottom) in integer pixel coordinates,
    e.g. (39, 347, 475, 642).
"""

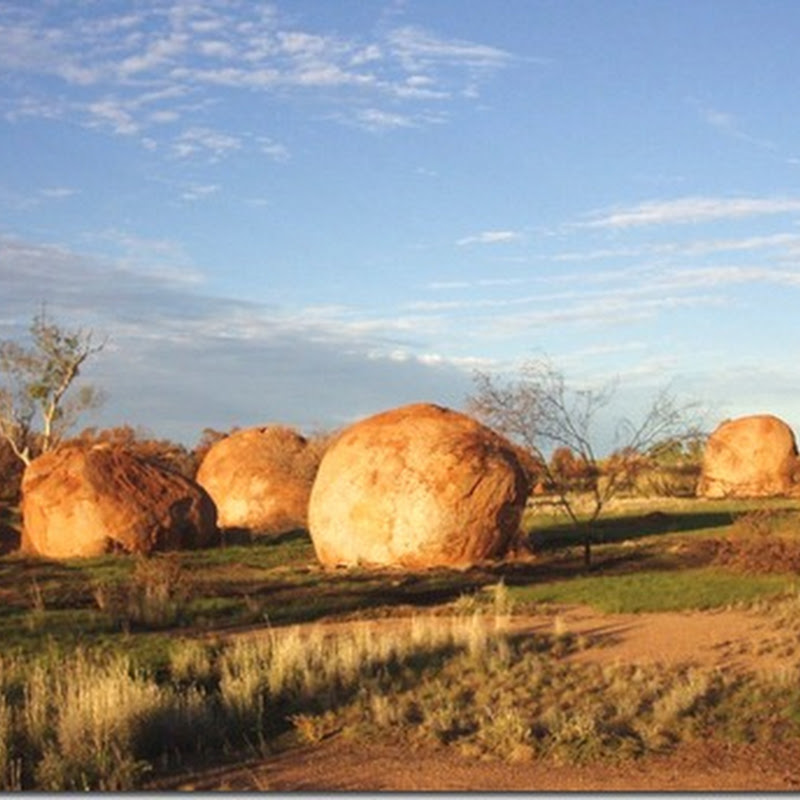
(218, 527, 311, 547)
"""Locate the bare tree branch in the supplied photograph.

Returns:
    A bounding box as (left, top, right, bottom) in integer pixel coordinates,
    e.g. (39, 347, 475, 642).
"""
(467, 357, 702, 565)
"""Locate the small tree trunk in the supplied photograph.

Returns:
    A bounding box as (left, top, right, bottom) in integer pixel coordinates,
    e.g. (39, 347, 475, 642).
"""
(583, 535, 592, 568)
(2, 434, 31, 467)
(41, 399, 59, 455)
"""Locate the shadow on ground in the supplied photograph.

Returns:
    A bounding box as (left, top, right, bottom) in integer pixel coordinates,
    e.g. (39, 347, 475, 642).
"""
(528, 508, 739, 553)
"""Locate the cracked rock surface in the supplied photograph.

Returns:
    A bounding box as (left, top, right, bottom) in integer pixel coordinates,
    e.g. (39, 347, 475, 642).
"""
(21, 444, 218, 557)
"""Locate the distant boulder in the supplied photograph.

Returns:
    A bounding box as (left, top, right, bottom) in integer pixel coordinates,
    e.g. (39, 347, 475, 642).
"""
(21, 444, 218, 558)
(308, 403, 530, 569)
(195, 426, 321, 535)
(697, 414, 800, 499)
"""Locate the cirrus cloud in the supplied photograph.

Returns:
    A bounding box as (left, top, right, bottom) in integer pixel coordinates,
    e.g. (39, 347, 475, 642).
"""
(580, 196, 800, 229)
(456, 230, 523, 246)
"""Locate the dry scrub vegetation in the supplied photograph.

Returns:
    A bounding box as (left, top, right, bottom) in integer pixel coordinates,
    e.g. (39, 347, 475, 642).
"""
(0, 614, 501, 789)
(1, 595, 800, 790)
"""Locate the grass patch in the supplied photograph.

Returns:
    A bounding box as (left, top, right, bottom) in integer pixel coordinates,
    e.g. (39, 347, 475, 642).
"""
(0, 535, 492, 660)
(524, 497, 800, 552)
(508, 568, 796, 613)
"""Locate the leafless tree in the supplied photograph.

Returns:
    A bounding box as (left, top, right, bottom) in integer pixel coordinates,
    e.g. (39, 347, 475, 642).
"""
(0, 309, 106, 465)
(467, 358, 703, 566)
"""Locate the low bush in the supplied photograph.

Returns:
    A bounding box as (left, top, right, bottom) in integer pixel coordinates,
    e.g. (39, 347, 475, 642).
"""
(708, 510, 800, 574)
(92, 554, 190, 631)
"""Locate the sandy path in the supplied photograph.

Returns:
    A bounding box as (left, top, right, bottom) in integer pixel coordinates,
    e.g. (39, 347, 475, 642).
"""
(511, 604, 799, 675)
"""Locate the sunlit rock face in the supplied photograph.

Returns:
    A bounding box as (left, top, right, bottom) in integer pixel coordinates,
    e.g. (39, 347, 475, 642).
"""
(697, 414, 800, 499)
(308, 403, 530, 569)
(196, 426, 315, 535)
(21, 444, 218, 558)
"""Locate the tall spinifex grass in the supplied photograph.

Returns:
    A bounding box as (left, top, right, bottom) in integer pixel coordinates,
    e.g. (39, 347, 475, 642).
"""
(0, 612, 501, 790)
(31, 652, 171, 790)
(220, 613, 495, 723)
(0, 696, 20, 791)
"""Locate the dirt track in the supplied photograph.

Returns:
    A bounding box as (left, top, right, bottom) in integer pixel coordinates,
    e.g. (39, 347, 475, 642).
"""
(176, 738, 800, 792)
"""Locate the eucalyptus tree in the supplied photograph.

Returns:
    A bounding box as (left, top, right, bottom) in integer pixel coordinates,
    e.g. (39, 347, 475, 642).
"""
(0, 309, 106, 465)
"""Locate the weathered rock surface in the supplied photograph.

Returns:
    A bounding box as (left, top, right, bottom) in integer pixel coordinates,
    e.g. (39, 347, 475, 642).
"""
(697, 414, 800, 498)
(21, 444, 218, 558)
(195, 426, 316, 534)
(308, 403, 530, 569)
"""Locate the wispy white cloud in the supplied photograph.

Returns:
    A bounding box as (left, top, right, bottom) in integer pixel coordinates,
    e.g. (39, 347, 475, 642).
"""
(579, 196, 800, 229)
(693, 99, 777, 152)
(39, 186, 78, 200)
(425, 277, 527, 290)
(0, 2, 517, 149)
(180, 183, 221, 202)
(349, 107, 417, 131)
(0, 184, 80, 212)
(486, 293, 728, 336)
(257, 137, 291, 162)
(118, 32, 189, 79)
(387, 25, 512, 71)
(406, 258, 800, 348)
(553, 232, 800, 263)
(655, 265, 800, 291)
(456, 230, 523, 246)
(86, 99, 140, 135)
(75, 228, 203, 285)
(172, 127, 242, 161)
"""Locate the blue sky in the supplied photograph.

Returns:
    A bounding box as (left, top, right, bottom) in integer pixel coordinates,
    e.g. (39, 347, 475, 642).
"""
(2, 0, 800, 446)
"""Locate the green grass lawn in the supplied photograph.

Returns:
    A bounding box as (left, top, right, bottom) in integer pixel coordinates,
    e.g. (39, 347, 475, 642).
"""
(508, 567, 797, 613)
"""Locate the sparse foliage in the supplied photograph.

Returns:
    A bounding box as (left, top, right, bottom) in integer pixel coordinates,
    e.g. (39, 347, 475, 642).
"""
(0, 310, 105, 465)
(467, 358, 702, 565)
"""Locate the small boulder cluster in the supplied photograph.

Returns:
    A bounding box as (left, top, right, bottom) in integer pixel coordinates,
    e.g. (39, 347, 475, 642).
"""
(17, 402, 531, 569)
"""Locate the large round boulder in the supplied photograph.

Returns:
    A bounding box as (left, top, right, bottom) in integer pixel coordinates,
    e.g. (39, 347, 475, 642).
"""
(697, 414, 800, 498)
(21, 444, 218, 558)
(308, 403, 530, 569)
(195, 426, 319, 534)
